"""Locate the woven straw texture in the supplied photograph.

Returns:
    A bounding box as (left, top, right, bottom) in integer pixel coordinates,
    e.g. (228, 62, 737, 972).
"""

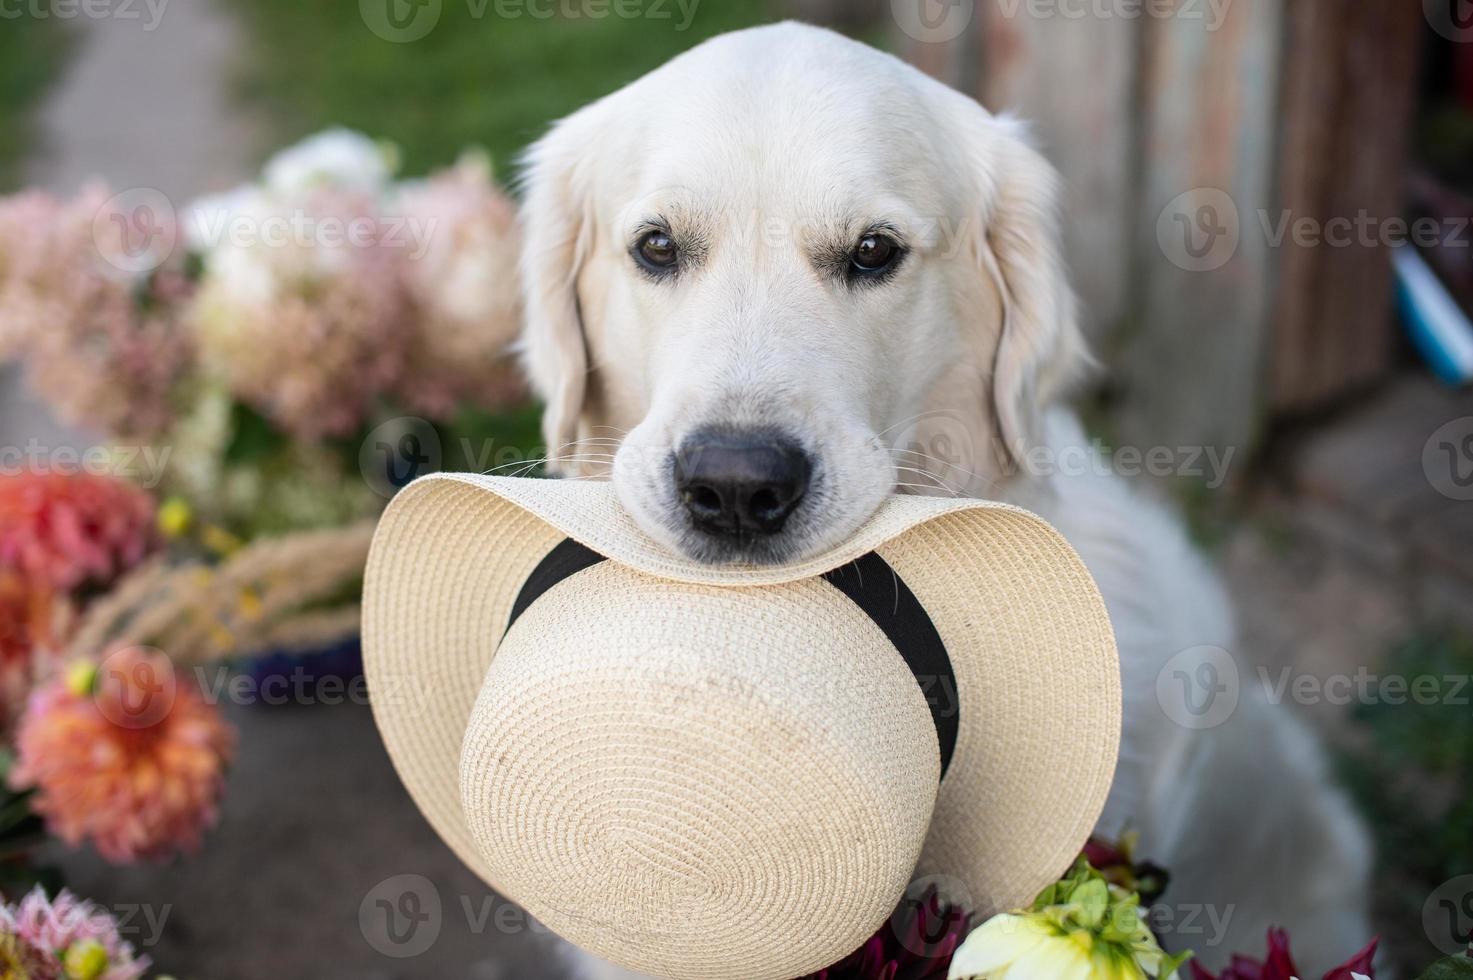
(362, 474, 1120, 980)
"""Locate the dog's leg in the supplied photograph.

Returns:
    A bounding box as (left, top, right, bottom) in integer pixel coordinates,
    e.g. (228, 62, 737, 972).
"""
(1138, 689, 1374, 975)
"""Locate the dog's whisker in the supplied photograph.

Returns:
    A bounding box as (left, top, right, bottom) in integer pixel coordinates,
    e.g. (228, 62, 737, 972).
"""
(873, 417, 928, 440)
(892, 482, 966, 497)
(887, 449, 1006, 496)
(891, 463, 965, 497)
(892, 469, 960, 496)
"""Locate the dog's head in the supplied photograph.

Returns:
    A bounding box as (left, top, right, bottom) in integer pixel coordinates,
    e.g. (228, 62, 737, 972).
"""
(518, 23, 1086, 564)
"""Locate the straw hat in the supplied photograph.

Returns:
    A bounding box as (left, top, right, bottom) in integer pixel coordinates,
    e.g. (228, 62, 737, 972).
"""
(362, 474, 1119, 980)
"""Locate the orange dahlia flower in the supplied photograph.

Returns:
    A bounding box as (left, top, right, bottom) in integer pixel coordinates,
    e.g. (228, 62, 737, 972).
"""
(9, 647, 235, 863)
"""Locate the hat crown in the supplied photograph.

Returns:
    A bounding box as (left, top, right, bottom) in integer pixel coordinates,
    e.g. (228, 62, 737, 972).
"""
(460, 561, 940, 978)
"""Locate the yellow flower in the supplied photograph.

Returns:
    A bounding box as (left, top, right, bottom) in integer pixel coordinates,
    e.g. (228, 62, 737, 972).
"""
(63, 661, 97, 698)
(948, 861, 1189, 980)
(236, 587, 263, 621)
(156, 496, 193, 539)
(62, 939, 108, 980)
(199, 524, 242, 556)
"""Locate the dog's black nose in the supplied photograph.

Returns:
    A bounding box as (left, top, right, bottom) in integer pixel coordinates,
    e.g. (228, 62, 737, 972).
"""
(675, 432, 811, 536)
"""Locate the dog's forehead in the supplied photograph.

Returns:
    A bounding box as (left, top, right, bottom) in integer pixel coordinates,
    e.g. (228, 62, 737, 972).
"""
(606, 26, 951, 226)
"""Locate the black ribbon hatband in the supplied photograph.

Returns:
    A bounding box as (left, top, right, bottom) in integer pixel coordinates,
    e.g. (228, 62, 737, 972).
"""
(504, 538, 959, 779)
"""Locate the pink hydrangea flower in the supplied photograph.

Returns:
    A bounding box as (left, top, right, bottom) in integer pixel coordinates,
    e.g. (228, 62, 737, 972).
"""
(391, 155, 527, 419)
(190, 185, 409, 440)
(0, 185, 192, 440)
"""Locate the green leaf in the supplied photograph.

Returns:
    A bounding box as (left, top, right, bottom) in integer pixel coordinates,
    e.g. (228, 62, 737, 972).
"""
(1159, 949, 1195, 979)
(223, 400, 290, 467)
(1418, 955, 1473, 980)
(1072, 879, 1110, 930)
(0, 792, 37, 836)
(1030, 882, 1062, 911)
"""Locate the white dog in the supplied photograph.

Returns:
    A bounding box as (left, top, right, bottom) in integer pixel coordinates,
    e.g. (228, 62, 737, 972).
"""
(516, 23, 1373, 978)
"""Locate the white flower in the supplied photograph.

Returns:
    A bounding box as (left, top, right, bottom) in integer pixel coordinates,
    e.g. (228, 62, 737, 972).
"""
(948, 872, 1188, 980)
(182, 184, 264, 254)
(390, 152, 519, 340)
(263, 128, 398, 196)
(949, 914, 1098, 979)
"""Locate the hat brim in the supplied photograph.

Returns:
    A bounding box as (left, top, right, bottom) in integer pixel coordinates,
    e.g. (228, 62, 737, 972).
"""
(362, 474, 1120, 945)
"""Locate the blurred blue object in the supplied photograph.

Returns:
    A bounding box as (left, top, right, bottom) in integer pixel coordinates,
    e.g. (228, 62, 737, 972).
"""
(243, 636, 364, 708)
(1394, 246, 1473, 385)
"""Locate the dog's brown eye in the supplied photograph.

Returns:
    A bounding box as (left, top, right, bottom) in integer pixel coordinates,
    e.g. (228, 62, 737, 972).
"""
(635, 230, 679, 273)
(851, 232, 902, 275)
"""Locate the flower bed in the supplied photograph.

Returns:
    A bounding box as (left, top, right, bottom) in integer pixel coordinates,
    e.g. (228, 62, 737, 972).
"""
(0, 130, 533, 974)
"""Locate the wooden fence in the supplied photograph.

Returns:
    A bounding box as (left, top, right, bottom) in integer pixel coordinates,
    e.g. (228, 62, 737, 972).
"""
(888, 0, 1424, 464)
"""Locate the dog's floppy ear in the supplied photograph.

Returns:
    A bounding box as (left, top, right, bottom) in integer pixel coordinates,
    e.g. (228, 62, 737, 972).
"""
(952, 107, 1090, 472)
(518, 110, 602, 474)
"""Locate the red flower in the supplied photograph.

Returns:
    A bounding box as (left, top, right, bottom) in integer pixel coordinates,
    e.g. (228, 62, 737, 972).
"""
(1190, 928, 1378, 980)
(0, 571, 65, 734)
(0, 473, 158, 594)
(798, 887, 971, 980)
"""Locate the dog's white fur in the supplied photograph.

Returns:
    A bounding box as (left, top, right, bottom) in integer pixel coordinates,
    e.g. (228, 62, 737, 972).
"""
(517, 23, 1373, 978)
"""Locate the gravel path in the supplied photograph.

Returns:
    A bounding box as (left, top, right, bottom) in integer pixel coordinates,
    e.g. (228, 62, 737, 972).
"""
(24, 0, 256, 201)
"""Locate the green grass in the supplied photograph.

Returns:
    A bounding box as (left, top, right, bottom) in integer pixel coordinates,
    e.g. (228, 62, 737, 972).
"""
(228, 0, 787, 179)
(1338, 629, 1473, 973)
(0, 15, 71, 189)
